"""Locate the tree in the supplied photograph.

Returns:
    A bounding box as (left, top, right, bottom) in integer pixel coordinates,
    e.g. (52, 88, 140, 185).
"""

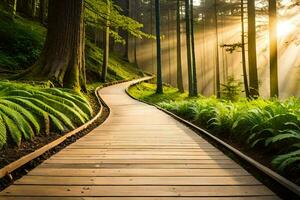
(190, 0, 198, 96)
(39, 0, 47, 25)
(241, 0, 250, 98)
(185, 0, 194, 96)
(101, 0, 110, 83)
(214, 0, 221, 98)
(31, 0, 37, 18)
(16, 0, 85, 91)
(8, 0, 17, 18)
(269, 0, 279, 97)
(155, 0, 163, 94)
(176, 0, 184, 93)
(247, 0, 259, 97)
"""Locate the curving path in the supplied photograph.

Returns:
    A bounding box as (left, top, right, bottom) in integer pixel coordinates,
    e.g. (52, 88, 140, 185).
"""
(0, 80, 280, 199)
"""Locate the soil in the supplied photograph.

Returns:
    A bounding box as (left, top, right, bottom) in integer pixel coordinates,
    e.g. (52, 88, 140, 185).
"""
(0, 88, 110, 191)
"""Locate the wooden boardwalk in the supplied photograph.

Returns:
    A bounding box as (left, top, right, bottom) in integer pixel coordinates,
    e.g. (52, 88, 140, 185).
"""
(0, 80, 280, 199)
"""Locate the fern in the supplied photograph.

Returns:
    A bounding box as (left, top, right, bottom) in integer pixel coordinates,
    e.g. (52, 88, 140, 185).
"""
(0, 111, 22, 146)
(0, 99, 40, 134)
(43, 88, 93, 117)
(272, 150, 300, 171)
(0, 104, 34, 140)
(0, 115, 7, 147)
(21, 97, 75, 130)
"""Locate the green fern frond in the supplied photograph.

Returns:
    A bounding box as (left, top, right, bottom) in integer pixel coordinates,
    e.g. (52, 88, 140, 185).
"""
(32, 93, 87, 125)
(21, 97, 75, 130)
(35, 91, 90, 121)
(0, 111, 22, 146)
(43, 88, 92, 117)
(1, 99, 40, 134)
(0, 104, 34, 140)
(0, 115, 7, 148)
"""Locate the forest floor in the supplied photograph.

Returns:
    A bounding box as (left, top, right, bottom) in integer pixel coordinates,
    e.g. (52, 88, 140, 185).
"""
(128, 81, 300, 186)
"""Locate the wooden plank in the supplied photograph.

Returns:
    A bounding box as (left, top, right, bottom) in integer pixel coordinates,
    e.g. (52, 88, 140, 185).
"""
(55, 151, 224, 156)
(61, 148, 221, 152)
(67, 145, 216, 149)
(28, 168, 249, 177)
(1, 185, 274, 197)
(50, 155, 228, 160)
(38, 163, 241, 169)
(44, 159, 236, 164)
(15, 176, 261, 186)
(0, 197, 281, 200)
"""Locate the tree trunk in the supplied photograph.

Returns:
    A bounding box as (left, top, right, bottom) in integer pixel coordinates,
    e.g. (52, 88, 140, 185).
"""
(101, 0, 110, 83)
(214, 0, 221, 98)
(155, 0, 163, 94)
(8, 0, 17, 19)
(176, 0, 184, 93)
(31, 0, 37, 18)
(185, 0, 194, 96)
(16, 0, 85, 91)
(247, 0, 259, 97)
(39, 0, 47, 25)
(241, 0, 250, 98)
(190, 0, 198, 96)
(269, 0, 279, 97)
(123, 0, 130, 61)
(133, 0, 138, 65)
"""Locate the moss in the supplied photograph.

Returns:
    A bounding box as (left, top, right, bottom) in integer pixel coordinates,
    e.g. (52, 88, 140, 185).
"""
(85, 40, 144, 83)
(128, 82, 191, 104)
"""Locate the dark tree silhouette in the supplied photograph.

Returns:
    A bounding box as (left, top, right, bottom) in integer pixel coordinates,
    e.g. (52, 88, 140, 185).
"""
(155, 0, 163, 94)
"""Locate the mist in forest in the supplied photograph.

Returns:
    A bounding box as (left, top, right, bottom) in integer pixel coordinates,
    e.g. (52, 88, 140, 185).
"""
(125, 0, 300, 98)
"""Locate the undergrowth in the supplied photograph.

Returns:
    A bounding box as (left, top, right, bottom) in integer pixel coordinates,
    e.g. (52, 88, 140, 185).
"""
(0, 81, 92, 149)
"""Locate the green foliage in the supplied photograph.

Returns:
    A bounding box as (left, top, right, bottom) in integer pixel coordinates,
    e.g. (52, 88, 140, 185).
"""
(85, 0, 153, 44)
(0, 9, 46, 70)
(221, 76, 243, 102)
(129, 82, 300, 176)
(0, 81, 92, 148)
(85, 40, 143, 83)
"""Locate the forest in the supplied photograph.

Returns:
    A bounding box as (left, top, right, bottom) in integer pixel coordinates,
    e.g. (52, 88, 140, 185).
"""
(0, 0, 299, 199)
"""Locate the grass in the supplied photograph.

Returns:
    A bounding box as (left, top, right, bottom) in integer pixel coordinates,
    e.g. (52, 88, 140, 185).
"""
(129, 82, 300, 183)
(128, 81, 190, 104)
(85, 40, 144, 84)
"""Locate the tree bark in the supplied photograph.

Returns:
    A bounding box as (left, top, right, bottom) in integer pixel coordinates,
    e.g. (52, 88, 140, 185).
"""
(39, 0, 47, 25)
(101, 0, 110, 83)
(155, 0, 163, 94)
(31, 0, 37, 18)
(269, 0, 279, 97)
(190, 0, 198, 96)
(214, 0, 221, 98)
(185, 0, 194, 96)
(247, 0, 259, 97)
(241, 0, 250, 98)
(176, 0, 184, 93)
(123, 0, 130, 61)
(8, 0, 17, 19)
(16, 0, 85, 91)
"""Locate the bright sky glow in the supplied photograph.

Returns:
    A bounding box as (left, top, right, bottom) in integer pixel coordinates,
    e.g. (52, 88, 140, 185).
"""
(193, 0, 201, 6)
(277, 21, 295, 37)
(281, 0, 292, 5)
